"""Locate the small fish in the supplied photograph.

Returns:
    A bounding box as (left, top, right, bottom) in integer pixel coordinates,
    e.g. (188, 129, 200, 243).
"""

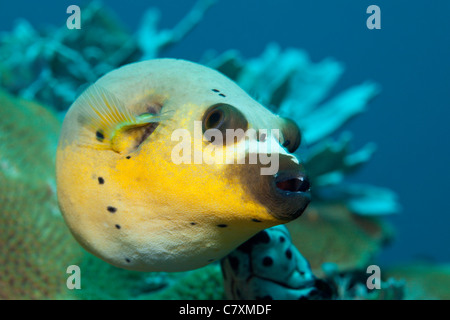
(56, 59, 310, 272)
(74, 83, 171, 153)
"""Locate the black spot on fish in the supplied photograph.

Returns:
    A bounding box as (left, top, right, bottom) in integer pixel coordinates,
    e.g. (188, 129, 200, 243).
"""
(259, 133, 267, 142)
(212, 89, 220, 92)
(126, 156, 131, 159)
(107, 206, 117, 213)
(115, 224, 121, 229)
(279, 236, 285, 243)
(251, 218, 262, 222)
(96, 130, 105, 141)
(285, 249, 292, 260)
(190, 222, 196, 225)
(237, 230, 271, 254)
(219, 93, 226, 97)
(217, 224, 228, 228)
(262, 256, 273, 267)
(98, 177, 104, 184)
(125, 258, 131, 263)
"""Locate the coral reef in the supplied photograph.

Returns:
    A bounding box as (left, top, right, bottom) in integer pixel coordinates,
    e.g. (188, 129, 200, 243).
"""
(143, 264, 225, 300)
(69, 251, 173, 300)
(320, 264, 405, 300)
(70, 252, 224, 300)
(1, 0, 446, 301)
(0, 88, 83, 299)
(385, 263, 450, 300)
(0, 0, 215, 112)
(286, 203, 393, 276)
(0, 3, 139, 111)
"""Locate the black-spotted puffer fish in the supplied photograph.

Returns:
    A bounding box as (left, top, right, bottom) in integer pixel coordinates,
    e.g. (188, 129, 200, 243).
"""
(56, 59, 310, 272)
(221, 225, 331, 300)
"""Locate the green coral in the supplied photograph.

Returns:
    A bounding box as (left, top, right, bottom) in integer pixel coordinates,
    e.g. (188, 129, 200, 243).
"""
(68, 254, 224, 300)
(142, 264, 225, 300)
(0, 88, 83, 300)
(70, 252, 170, 300)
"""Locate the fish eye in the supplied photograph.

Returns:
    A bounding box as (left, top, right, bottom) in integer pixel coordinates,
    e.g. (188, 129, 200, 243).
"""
(202, 104, 248, 145)
(281, 118, 302, 153)
(204, 108, 225, 130)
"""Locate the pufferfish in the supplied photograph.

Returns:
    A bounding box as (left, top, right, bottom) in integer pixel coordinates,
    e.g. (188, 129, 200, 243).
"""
(56, 58, 310, 272)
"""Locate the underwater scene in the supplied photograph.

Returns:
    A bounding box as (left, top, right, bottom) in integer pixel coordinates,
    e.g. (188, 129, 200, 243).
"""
(0, 0, 449, 302)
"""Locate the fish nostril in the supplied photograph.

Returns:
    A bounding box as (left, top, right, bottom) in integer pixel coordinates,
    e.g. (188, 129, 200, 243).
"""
(282, 140, 290, 148)
(281, 118, 302, 153)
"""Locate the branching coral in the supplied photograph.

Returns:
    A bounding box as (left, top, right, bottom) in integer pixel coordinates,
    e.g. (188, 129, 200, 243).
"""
(137, 0, 216, 60)
(0, 0, 215, 112)
(0, 4, 136, 110)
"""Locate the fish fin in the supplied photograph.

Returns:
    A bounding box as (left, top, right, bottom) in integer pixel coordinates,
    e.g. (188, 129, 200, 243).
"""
(75, 83, 168, 153)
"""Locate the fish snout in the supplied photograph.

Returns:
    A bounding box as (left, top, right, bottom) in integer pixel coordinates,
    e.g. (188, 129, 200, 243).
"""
(267, 154, 311, 220)
(233, 151, 311, 222)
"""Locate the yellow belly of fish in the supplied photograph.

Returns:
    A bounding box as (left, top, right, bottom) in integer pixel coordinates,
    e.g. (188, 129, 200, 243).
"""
(56, 140, 278, 272)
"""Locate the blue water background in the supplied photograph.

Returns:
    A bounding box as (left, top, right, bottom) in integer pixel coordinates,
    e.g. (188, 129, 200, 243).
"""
(1, 0, 449, 266)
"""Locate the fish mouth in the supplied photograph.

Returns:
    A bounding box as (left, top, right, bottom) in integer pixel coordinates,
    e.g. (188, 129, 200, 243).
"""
(268, 169, 311, 220)
(226, 154, 311, 222)
(274, 173, 311, 195)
